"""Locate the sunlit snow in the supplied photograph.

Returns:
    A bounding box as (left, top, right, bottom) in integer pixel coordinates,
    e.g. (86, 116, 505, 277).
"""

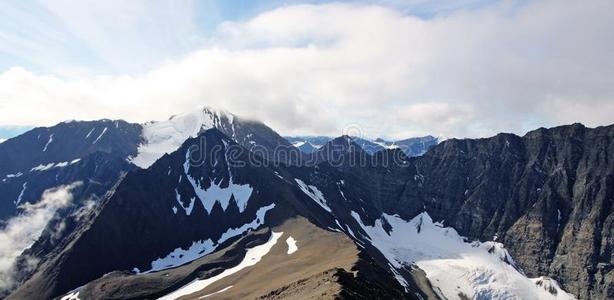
(199, 286, 233, 298)
(286, 236, 298, 254)
(30, 159, 80, 172)
(130, 107, 234, 168)
(14, 182, 27, 205)
(60, 291, 81, 300)
(42, 134, 53, 152)
(352, 211, 576, 300)
(182, 149, 253, 214)
(174, 189, 195, 216)
(143, 204, 275, 273)
(295, 179, 331, 212)
(158, 231, 283, 300)
(85, 127, 95, 139)
(92, 127, 107, 144)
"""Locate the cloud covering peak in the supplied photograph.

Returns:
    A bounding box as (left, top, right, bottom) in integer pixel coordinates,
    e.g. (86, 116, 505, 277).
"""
(0, 1, 613, 139)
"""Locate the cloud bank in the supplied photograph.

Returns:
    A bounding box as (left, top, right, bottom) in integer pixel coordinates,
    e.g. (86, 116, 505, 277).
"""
(0, 1, 613, 138)
(0, 182, 80, 292)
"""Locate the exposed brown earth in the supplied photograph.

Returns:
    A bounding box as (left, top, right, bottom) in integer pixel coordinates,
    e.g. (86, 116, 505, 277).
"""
(175, 217, 360, 299)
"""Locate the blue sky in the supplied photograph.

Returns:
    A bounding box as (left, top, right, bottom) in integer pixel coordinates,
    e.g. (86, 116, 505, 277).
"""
(0, 127, 31, 140)
(0, 0, 495, 75)
(0, 0, 612, 140)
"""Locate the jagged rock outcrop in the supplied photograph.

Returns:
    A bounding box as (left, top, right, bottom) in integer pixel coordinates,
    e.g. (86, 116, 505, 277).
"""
(8, 129, 412, 300)
(302, 123, 614, 298)
(6, 121, 613, 299)
(404, 123, 614, 299)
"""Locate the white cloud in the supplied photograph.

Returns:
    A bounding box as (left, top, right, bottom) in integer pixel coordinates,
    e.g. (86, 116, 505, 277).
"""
(37, 0, 204, 72)
(0, 1, 205, 73)
(0, 182, 80, 292)
(0, 1, 613, 139)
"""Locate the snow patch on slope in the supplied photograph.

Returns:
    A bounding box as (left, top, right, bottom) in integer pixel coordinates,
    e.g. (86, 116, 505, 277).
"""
(182, 149, 253, 214)
(174, 189, 195, 216)
(351, 212, 575, 300)
(42, 134, 53, 152)
(286, 236, 298, 254)
(159, 231, 283, 300)
(30, 159, 81, 172)
(5, 173, 23, 178)
(144, 204, 275, 273)
(85, 127, 96, 139)
(92, 127, 107, 144)
(60, 290, 81, 300)
(199, 286, 233, 298)
(372, 139, 399, 150)
(14, 182, 27, 205)
(130, 107, 233, 168)
(295, 179, 331, 212)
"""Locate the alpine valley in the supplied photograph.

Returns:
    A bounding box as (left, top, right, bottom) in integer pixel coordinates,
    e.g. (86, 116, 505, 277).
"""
(1, 107, 612, 300)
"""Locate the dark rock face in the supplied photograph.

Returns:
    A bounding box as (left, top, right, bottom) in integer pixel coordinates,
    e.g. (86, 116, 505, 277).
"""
(400, 124, 614, 299)
(0, 120, 142, 175)
(7, 122, 614, 299)
(8, 129, 413, 300)
(189, 108, 299, 165)
(0, 120, 141, 222)
(0, 152, 135, 222)
(0, 113, 299, 222)
(288, 123, 614, 299)
(309, 135, 369, 166)
(285, 136, 332, 152)
(9, 131, 278, 299)
(394, 135, 438, 157)
(228, 116, 298, 164)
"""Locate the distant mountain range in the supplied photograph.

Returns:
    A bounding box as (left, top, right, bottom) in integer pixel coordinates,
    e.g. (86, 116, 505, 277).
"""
(285, 135, 438, 157)
(0, 106, 611, 300)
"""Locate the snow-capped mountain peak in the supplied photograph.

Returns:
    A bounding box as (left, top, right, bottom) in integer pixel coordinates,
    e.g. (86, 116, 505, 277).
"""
(285, 135, 439, 156)
(129, 107, 236, 168)
(130, 106, 295, 168)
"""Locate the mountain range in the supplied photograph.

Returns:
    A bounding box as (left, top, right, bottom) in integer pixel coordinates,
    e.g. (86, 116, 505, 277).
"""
(0, 106, 612, 300)
(285, 135, 438, 157)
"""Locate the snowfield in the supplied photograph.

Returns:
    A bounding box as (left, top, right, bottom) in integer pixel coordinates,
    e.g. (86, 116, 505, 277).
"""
(158, 231, 283, 300)
(142, 204, 275, 273)
(182, 146, 253, 214)
(286, 236, 298, 254)
(130, 107, 234, 168)
(352, 211, 576, 300)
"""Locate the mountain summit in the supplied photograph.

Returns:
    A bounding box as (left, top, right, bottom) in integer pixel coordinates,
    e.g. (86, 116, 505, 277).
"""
(1, 109, 612, 300)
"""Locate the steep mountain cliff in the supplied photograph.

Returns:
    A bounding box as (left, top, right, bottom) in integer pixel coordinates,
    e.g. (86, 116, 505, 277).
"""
(8, 129, 412, 300)
(385, 123, 613, 299)
(4, 118, 613, 300)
